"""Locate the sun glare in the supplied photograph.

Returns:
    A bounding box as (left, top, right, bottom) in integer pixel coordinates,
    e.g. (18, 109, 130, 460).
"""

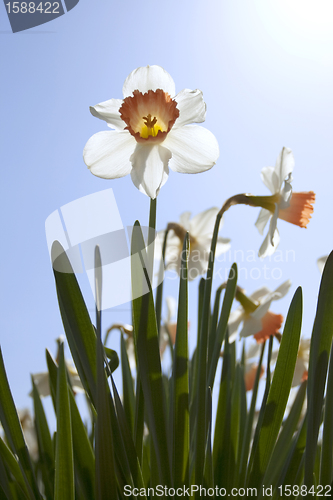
(254, 0, 333, 64)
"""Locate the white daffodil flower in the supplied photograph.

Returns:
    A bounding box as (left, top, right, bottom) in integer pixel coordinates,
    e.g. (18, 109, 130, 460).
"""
(228, 280, 291, 343)
(317, 256, 327, 274)
(157, 207, 230, 281)
(83, 65, 219, 199)
(255, 147, 315, 258)
(31, 361, 84, 398)
(292, 337, 310, 387)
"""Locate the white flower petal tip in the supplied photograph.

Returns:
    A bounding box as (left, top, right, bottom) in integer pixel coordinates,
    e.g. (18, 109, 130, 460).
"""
(256, 148, 314, 258)
(317, 256, 328, 274)
(174, 89, 207, 127)
(83, 131, 135, 179)
(160, 207, 229, 280)
(89, 99, 125, 130)
(229, 282, 288, 343)
(84, 66, 217, 197)
(272, 280, 292, 300)
(130, 144, 171, 199)
(122, 65, 176, 98)
(165, 126, 219, 174)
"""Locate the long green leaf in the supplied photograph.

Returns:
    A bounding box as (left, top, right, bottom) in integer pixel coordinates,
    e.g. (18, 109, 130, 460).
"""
(45, 349, 95, 499)
(172, 233, 189, 488)
(305, 251, 333, 484)
(320, 341, 333, 484)
(238, 343, 265, 487)
(277, 414, 307, 487)
(120, 333, 135, 433)
(134, 378, 145, 464)
(52, 241, 97, 404)
(230, 363, 245, 486)
(247, 287, 303, 488)
(207, 263, 237, 390)
(131, 221, 171, 486)
(68, 390, 95, 499)
(213, 330, 233, 487)
(194, 213, 223, 490)
(46, 350, 58, 410)
(203, 388, 213, 490)
(110, 375, 146, 495)
(0, 451, 15, 500)
(208, 286, 223, 365)
(247, 338, 273, 484)
(0, 438, 33, 500)
(94, 246, 118, 500)
(260, 380, 307, 495)
(0, 347, 40, 499)
(54, 343, 74, 500)
(189, 278, 205, 454)
(31, 379, 54, 499)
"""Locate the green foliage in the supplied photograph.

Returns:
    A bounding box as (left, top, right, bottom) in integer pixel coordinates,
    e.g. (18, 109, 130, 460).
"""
(1, 236, 333, 498)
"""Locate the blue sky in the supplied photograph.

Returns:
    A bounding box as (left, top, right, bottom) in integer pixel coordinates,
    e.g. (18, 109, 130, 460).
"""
(1, 0, 333, 417)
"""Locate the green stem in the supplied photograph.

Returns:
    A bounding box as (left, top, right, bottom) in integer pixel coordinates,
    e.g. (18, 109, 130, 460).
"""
(155, 227, 169, 336)
(147, 197, 157, 282)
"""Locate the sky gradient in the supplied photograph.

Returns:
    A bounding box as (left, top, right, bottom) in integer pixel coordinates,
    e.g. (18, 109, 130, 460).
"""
(1, 0, 333, 418)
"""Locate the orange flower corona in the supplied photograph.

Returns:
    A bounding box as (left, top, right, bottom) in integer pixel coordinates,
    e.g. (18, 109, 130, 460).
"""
(279, 191, 315, 228)
(254, 311, 283, 343)
(119, 89, 179, 144)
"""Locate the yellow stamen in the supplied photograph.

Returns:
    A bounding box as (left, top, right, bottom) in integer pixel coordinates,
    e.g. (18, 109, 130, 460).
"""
(141, 113, 162, 138)
(143, 114, 157, 128)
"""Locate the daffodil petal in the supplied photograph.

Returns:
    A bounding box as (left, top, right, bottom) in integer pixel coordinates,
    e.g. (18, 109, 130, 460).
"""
(165, 249, 181, 272)
(178, 211, 192, 230)
(258, 205, 280, 258)
(255, 208, 271, 235)
(317, 256, 327, 274)
(70, 374, 85, 393)
(188, 256, 209, 281)
(274, 147, 295, 186)
(215, 236, 231, 256)
(90, 99, 125, 130)
(165, 296, 177, 323)
(122, 65, 176, 98)
(130, 144, 171, 199)
(261, 167, 278, 194)
(173, 89, 206, 127)
(31, 373, 51, 398)
(83, 130, 135, 179)
(189, 207, 219, 236)
(239, 316, 263, 338)
(194, 234, 230, 261)
(165, 125, 219, 174)
(258, 228, 280, 258)
(249, 287, 272, 302)
(251, 297, 274, 320)
(228, 308, 245, 342)
(246, 342, 262, 360)
(271, 280, 292, 300)
(292, 359, 307, 387)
